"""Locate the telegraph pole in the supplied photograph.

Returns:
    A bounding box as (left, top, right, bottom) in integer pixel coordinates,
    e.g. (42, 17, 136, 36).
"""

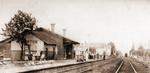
(148, 40, 150, 49)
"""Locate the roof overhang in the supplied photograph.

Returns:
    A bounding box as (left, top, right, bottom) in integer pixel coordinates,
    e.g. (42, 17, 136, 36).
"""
(63, 37, 79, 45)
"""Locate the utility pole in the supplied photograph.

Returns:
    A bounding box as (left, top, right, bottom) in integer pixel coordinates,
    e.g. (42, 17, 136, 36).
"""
(87, 33, 91, 43)
(148, 40, 150, 49)
(62, 28, 66, 36)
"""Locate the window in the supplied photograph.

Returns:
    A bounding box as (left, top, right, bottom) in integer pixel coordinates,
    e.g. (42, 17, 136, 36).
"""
(27, 40, 37, 44)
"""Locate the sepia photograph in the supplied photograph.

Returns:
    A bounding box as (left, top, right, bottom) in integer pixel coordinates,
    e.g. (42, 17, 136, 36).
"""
(0, 0, 150, 73)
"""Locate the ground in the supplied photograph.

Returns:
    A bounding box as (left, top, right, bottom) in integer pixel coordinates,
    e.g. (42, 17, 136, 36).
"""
(0, 56, 150, 73)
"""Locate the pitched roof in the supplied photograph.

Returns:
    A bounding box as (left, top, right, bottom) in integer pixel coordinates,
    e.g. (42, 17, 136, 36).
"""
(31, 29, 57, 44)
(0, 27, 79, 46)
(0, 38, 12, 43)
(79, 43, 107, 49)
(0, 38, 11, 50)
(32, 27, 79, 45)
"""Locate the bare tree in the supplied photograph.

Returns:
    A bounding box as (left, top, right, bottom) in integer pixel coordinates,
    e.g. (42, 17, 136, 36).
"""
(137, 45, 144, 57)
(1, 10, 36, 60)
(108, 42, 116, 56)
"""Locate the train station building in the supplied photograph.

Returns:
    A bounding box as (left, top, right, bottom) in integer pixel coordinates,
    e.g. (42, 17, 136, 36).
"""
(0, 26, 79, 61)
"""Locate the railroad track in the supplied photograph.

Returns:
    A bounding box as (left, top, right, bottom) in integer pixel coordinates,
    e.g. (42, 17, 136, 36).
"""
(58, 58, 119, 73)
(115, 58, 137, 73)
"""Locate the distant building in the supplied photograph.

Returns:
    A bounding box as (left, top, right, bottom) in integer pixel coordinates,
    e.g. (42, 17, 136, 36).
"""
(0, 38, 11, 60)
(108, 42, 117, 56)
(0, 27, 79, 61)
(129, 45, 150, 59)
(88, 43, 111, 57)
(74, 43, 111, 60)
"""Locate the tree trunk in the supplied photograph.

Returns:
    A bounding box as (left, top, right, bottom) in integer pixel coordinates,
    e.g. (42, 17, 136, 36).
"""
(20, 42, 24, 60)
(27, 45, 32, 60)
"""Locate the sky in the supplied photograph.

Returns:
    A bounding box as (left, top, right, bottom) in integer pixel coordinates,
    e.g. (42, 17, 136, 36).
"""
(0, 0, 150, 54)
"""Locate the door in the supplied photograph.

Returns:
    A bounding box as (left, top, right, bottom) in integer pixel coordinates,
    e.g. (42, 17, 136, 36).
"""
(46, 46, 55, 60)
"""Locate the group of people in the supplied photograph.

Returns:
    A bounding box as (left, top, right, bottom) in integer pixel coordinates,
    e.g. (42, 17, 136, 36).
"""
(76, 48, 106, 62)
(24, 51, 46, 61)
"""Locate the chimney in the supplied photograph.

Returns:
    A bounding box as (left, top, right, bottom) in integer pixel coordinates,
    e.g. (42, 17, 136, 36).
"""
(51, 23, 55, 32)
(63, 28, 67, 36)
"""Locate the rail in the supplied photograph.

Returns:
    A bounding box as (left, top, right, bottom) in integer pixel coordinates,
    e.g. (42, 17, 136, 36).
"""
(115, 58, 137, 73)
(129, 60, 137, 73)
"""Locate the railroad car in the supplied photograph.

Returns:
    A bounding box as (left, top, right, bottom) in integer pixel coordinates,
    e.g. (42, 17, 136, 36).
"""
(125, 53, 128, 57)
